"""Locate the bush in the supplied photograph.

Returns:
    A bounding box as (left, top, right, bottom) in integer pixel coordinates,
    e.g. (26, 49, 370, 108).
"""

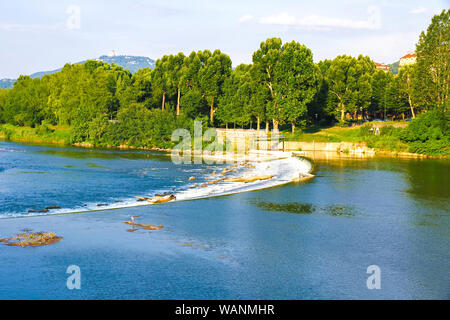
(359, 124, 373, 137)
(98, 104, 199, 149)
(400, 109, 449, 156)
(0, 126, 13, 140)
(380, 125, 402, 137)
(36, 124, 54, 136)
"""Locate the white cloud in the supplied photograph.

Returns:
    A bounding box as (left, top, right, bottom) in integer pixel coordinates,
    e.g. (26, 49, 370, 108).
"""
(0, 23, 62, 32)
(260, 12, 296, 25)
(410, 7, 427, 14)
(259, 6, 381, 31)
(239, 14, 254, 23)
(328, 32, 419, 63)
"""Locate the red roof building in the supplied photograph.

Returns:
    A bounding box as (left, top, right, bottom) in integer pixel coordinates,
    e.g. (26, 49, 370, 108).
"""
(375, 62, 390, 72)
(399, 51, 417, 68)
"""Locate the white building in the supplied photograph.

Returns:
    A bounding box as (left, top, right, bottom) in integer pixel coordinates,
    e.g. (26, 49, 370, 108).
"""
(399, 51, 417, 68)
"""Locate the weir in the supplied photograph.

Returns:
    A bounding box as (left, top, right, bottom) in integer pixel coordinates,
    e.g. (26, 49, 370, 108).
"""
(6, 155, 314, 219)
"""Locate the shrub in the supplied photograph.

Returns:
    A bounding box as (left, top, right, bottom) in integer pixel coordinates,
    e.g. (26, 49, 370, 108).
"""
(380, 125, 401, 137)
(359, 124, 373, 137)
(401, 109, 449, 156)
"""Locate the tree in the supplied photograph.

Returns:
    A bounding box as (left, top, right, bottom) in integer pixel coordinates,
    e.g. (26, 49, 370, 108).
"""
(246, 66, 270, 131)
(415, 9, 449, 110)
(182, 51, 202, 92)
(167, 53, 185, 116)
(397, 65, 418, 118)
(152, 55, 171, 111)
(216, 69, 240, 128)
(370, 70, 392, 119)
(401, 109, 449, 156)
(252, 38, 283, 131)
(199, 50, 232, 124)
(0, 89, 8, 123)
(120, 68, 152, 107)
(216, 64, 250, 128)
(385, 76, 409, 120)
(309, 60, 333, 124)
(180, 51, 209, 118)
(273, 41, 317, 133)
(2, 76, 48, 127)
(180, 90, 206, 119)
(88, 113, 109, 142)
(252, 38, 317, 132)
(324, 55, 375, 123)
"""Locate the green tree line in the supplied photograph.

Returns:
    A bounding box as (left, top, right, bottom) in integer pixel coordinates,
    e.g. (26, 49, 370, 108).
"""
(0, 10, 448, 152)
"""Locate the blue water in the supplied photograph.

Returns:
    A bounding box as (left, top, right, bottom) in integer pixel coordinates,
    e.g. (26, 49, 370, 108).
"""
(0, 141, 228, 217)
(0, 141, 449, 299)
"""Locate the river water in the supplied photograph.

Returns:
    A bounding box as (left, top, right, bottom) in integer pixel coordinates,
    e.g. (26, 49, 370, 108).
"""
(0, 140, 448, 299)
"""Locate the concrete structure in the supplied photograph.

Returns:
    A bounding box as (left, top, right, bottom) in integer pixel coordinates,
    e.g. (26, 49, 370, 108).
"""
(107, 50, 117, 57)
(375, 62, 390, 72)
(399, 51, 417, 68)
(214, 129, 375, 156)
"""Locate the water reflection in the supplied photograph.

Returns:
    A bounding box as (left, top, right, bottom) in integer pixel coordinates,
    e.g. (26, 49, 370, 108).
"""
(403, 159, 450, 200)
(37, 149, 169, 161)
(252, 201, 315, 214)
(251, 200, 357, 217)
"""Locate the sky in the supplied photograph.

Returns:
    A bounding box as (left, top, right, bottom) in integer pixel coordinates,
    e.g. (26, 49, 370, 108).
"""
(0, 0, 448, 78)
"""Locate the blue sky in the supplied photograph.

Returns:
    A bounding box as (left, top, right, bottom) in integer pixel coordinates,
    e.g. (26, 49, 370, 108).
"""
(0, 0, 448, 78)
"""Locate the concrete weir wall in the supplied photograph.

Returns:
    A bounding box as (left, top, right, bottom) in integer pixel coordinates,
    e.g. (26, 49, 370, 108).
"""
(284, 141, 372, 153)
(215, 129, 372, 154)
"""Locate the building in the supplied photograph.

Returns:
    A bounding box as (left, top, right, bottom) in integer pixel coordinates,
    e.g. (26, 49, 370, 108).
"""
(107, 50, 117, 57)
(399, 51, 417, 68)
(375, 62, 390, 72)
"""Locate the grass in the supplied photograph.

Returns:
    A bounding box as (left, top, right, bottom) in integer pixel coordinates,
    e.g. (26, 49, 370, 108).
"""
(0, 123, 72, 145)
(0, 121, 428, 156)
(283, 122, 410, 153)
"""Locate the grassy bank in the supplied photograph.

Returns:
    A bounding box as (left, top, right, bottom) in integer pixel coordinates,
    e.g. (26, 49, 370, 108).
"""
(0, 124, 72, 145)
(0, 124, 171, 151)
(0, 122, 415, 157)
(1, 119, 448, 158)
(283, 123, 410, 153)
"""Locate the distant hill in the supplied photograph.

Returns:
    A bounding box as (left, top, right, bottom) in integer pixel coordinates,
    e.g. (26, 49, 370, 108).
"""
(0, 79, 15, 89)
(0, 55, 156, 89)
(97, 55, 155, 73)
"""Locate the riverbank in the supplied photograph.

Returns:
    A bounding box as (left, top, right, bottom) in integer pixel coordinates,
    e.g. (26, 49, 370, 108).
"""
(0, 123, 446, 160)
(0, 123, 172, 152)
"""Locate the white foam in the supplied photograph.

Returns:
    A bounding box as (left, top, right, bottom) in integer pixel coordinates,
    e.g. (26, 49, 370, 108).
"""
(176, 157, 312, 201)
(3, 157, 312, 219)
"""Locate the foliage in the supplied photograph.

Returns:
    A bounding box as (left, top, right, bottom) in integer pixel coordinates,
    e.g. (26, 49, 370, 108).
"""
(400, 109, 449, 156)
(0, 11, 448, 155)
(0, 123, 71, 144)
(251, 38, 317, 132)
(415, 9, 449, 110)
(323, 55, 375, 123)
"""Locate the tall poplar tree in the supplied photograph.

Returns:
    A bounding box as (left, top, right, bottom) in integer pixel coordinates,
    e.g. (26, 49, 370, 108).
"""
(199, 50, 232, 124)
(415, 9, 449, 111)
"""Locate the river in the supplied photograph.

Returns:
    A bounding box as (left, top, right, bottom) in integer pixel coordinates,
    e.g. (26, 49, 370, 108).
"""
(0, 140, 448, 299)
